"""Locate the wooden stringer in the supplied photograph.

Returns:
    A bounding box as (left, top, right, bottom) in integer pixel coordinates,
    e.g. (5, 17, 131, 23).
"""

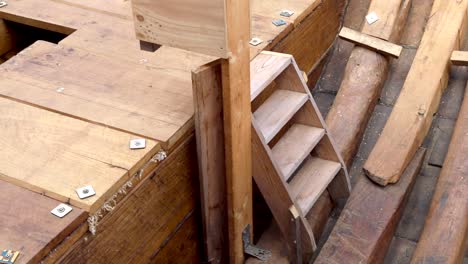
(250, 51, 352, 261)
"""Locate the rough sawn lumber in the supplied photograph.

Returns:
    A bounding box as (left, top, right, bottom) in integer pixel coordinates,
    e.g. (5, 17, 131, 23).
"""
(363, 0, 468, 186)
(411, 83, 468, 264)
(315, 148, 426, 263)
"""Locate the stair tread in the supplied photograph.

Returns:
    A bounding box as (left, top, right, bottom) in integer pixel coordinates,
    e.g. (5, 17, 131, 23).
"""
(250, 53, 291, 101)
(271, 124, 325, 180)
(254, 90, 308, 143)
(289, 157, 341, 215)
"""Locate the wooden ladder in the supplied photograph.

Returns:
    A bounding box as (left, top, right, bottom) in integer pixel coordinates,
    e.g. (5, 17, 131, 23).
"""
(250, 51, 351, 262)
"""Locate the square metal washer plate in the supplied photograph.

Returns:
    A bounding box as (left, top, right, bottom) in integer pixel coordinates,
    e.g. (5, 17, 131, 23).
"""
(366, 12, 379, 24)
(51, 203, 73, 218)
(129, 138, 146, 149)
(76, 185, 96, 199)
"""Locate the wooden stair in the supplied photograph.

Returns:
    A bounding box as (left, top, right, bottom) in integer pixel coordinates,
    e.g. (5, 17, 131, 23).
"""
(250, 51, 351, 262)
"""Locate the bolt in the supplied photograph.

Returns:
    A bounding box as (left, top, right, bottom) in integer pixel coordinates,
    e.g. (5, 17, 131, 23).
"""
(57, 207, 65, 213)
(82, 188, 89, 194)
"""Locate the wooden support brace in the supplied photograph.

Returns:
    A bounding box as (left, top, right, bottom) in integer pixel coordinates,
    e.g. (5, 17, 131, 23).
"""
(192, 60, 227, 263)
(288, 205, 302, 264)
(451, 50, 468, 66)
(339, 27, 402, 58)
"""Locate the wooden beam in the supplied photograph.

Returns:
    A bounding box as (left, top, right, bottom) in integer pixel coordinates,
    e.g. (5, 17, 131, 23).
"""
(363, 0, 468, 186)
(192, 60, 227, 263)
(360, 0, 411, 41)
(322, 47, 389, 167)
(339, 27, 402, 58)
(451, 50, 468, 66)
(411, 83, 468, 264)
(315, 148, 426, 263)
(221, 0, 253, 262)
(320, 0, 410, 168)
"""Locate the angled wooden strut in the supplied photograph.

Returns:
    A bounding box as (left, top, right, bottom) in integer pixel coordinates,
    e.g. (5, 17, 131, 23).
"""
(250, 51, 351, 262)
(411, 82, 468, 264)
(363, 0, 468, 186)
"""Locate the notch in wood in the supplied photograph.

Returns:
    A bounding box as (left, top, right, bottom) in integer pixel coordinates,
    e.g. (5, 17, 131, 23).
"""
(139, 40, 161, 53)
(339, 27, 402, 58)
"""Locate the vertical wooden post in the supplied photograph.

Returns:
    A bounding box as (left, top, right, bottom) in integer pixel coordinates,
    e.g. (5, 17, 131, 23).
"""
(131, 0, 253, 261)
(221, 0, 253, 263)
(192, 60, 227, 263)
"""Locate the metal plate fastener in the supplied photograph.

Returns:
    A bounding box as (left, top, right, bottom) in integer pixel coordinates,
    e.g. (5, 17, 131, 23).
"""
(129, 138, 146, 150)
(272, 19, 287, 27)
(365, 12, 379, 25)
(280, 10, 294, 17)
(51, 203, 73, 218)
(249, 37, 263, 46)
(76, 185, 96, 199)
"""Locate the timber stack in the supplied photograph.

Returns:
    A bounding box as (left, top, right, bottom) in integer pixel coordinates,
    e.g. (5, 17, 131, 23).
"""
(0, 0, 466, 263)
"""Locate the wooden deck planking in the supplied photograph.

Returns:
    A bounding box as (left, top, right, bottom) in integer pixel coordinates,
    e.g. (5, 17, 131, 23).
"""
(0, 97, 159, 212)
(0, 180, 87, 264)
(0, 41, 194, 147)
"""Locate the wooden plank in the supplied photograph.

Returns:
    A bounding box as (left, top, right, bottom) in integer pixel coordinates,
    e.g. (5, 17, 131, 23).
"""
(272, 0, 346, 74)
(58, 136, 200, 263)
(250, 53, 291, 100)
(271, 124, 325, 180)
(289, 156, 341, 215)
(315, 148, 426, 264)
(361, 0, 410, 41)
(221, 0, 253, 262)
(191, 60, 227, 263)
(0, 96, 159, 212)
(0, 41, 193, 148)
(149, 213, 202, 264)
(0, 180, 87, 264)
(363, 0, 468, 186)
(451, 50, 468, 66)
(411, 84, 468, 264)
(254, 90, 308, 143)
(339, 27, 402, 58)
(252, 0, 321, 26)
(131, 0, 227, 58)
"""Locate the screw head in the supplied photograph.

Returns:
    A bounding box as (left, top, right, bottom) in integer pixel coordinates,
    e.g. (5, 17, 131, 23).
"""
(57, 207, 65, 213)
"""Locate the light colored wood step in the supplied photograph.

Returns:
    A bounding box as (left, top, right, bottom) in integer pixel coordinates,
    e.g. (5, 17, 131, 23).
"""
(250, 53, 292, 101)
(271, 124, 325, 180)
(289, 157, 341, 215)
(253, 90, 308, 143)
